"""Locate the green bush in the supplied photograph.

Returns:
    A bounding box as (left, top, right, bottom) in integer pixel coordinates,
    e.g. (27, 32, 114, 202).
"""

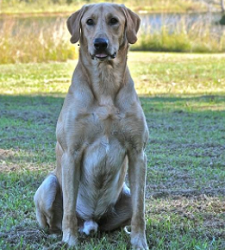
(132, 17, 225, 53)
(219, 14, 225, 25)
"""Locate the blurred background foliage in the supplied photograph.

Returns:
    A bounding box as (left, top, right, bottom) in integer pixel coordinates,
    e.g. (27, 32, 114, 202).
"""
(0, 0, 225, 63)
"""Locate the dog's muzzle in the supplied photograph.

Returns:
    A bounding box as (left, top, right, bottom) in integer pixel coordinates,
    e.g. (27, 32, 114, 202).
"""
(92, 38, 116, 60)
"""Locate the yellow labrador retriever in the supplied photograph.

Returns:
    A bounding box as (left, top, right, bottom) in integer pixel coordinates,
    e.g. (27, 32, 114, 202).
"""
(34, 3, 149, 249)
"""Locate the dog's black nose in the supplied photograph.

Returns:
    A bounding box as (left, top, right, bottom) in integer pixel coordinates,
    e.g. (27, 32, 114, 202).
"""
(94, 38, 108, 50)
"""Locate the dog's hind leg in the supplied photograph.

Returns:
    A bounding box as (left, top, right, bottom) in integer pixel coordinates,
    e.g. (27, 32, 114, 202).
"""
(34, 174, 63, 232)
(98, 184, 132, 232)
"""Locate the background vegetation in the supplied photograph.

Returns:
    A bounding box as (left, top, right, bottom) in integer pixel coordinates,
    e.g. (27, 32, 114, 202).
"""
(133, 20, 225, 53)
(0, 14, 225, 64)
(1, 0, 209, 14)
(0, 18, 77, 63)
(0, 1, 225, 63)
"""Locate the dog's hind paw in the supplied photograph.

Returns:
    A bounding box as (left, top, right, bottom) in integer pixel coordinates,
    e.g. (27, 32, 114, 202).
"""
(62, 231, 78, 247)
(131, 233, 149, 250)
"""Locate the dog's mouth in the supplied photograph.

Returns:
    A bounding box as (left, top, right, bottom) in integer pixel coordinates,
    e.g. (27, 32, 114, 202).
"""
(91, 52, 116, 60)
(95, 53, 108, 59)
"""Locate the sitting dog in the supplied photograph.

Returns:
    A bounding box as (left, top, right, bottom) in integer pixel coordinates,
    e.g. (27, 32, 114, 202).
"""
(34, 3, 149, 249)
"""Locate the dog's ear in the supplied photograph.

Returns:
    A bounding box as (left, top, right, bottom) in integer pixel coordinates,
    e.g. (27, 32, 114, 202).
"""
(67, 6, 87, 44)
(121, 5, 141, 44)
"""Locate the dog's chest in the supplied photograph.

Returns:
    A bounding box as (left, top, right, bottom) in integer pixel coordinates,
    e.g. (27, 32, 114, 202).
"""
(76, 105, 128, 219)
(93, 104, 122, 130)
(72, 101, 143, 152)
(82, 103, 131, 144)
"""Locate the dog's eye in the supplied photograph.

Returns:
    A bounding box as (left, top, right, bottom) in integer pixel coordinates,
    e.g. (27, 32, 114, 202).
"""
(109, 18, 118, 25)
(87, 19, 94, 25)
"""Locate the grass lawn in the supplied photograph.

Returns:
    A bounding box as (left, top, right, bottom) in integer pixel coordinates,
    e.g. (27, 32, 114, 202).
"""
(0, 52, 225, 249)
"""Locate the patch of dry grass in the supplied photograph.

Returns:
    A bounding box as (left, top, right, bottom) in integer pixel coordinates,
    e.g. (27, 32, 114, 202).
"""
(0, 18, 78, 63)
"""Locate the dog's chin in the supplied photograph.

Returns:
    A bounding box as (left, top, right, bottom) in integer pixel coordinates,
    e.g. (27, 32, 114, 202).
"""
(91, 52, 117, 61)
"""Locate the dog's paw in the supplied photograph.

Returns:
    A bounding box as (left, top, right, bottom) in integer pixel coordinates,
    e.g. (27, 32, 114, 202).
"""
(62, 230, 78, 247)
(131, 233, 149, 250)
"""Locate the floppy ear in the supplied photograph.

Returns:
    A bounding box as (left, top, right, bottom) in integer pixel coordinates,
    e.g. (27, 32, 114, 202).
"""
(67, 6, 86, 44)
(121, 5, 141, 44)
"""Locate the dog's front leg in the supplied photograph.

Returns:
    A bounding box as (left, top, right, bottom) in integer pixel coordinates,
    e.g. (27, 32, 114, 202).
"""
(61, 151, 81, 247)
(128, 150, 149, 250)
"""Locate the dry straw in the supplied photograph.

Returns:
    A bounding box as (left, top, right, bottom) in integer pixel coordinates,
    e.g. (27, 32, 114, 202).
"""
(0, 17, 78, 64)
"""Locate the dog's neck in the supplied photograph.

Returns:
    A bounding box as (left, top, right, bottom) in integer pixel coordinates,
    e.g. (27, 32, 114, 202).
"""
(78, 44, 130, 106)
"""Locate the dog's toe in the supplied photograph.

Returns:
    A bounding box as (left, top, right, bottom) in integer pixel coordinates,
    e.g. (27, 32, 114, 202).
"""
(62, 231, 78, 247)
(131, 233, 149, 250)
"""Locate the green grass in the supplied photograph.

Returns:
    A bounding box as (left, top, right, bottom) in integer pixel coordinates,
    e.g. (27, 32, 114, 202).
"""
(0, 52, 225, 249)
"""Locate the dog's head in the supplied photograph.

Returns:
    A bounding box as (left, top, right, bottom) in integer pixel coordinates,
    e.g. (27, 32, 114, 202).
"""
(67, 3, 140, 61)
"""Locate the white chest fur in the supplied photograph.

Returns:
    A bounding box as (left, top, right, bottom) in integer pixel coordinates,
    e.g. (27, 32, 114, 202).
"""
(75, 103, 127, 220)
